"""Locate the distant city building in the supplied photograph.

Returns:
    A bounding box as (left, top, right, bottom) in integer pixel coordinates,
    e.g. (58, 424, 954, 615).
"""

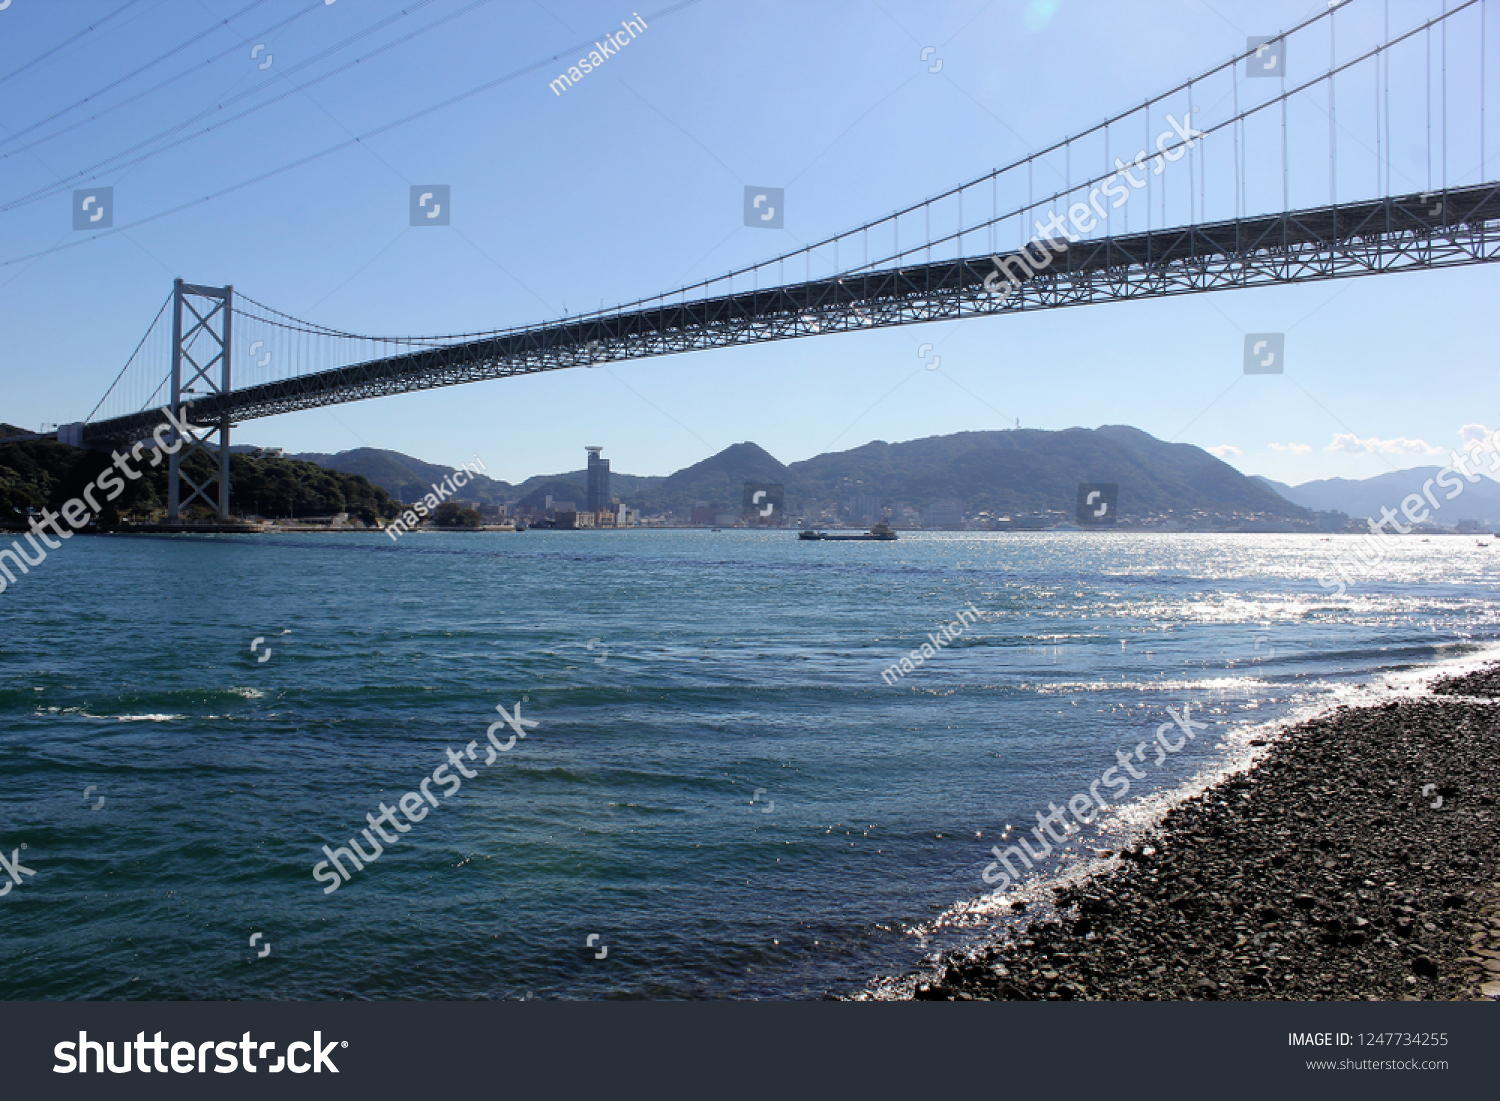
(847, 494, 881, 526)
(586, 446, 610, 512)
(556, 510, 595, 529)
(925, 501, 965, 529)
(690, 506, 718, 526)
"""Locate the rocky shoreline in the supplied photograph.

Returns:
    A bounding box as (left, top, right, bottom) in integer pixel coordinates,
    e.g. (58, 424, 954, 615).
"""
(900, 663, 1500, 1001)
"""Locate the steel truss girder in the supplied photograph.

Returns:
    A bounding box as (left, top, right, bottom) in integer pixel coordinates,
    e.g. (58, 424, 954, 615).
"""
(83, 184, 1500, 445)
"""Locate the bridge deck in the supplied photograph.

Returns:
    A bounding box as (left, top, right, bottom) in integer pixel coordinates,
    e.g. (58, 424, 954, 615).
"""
(83, 182, 1500, 444)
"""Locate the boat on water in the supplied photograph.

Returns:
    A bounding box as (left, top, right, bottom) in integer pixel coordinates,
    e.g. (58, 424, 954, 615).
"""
(798, 522, 897, 541)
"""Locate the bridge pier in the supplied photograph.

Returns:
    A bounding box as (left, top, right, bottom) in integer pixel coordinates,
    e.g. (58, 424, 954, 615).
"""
(166, 280, 233, 521)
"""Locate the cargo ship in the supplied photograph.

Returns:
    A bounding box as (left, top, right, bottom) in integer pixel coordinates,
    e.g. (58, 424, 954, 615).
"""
(797, 522, 897, 541)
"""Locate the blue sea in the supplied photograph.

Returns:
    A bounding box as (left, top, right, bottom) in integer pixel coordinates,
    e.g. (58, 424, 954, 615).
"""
(1, 529, 1498, 1000)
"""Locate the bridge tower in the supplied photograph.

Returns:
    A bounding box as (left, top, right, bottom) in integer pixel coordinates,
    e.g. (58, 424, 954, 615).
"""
(166, 280, 233, 521)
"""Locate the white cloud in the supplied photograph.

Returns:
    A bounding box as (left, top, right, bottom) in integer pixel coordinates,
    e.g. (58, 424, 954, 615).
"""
(1268, 442, 1312, 455)
(1206, 444, 1242, 458)
(1460, 424, 1498, 451)
(1326, 433, 1441, 455)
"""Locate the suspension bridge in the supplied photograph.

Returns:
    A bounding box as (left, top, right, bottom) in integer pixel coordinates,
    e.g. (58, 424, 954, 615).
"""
(13, 0, 1499, 519)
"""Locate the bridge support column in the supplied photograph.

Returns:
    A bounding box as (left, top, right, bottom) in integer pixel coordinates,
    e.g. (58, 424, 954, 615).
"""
(166, 279, 234, 522)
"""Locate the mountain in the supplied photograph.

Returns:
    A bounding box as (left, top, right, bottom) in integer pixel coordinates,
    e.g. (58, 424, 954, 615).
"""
(629, 442, 787, 514)
(1251, 475, 1299, 500)
(779, 425, 1301, 518)
(283, 447, 664, 508)
(281, 427, 1313, 522)
(512, 467, 662, 502)
(285, 447, 515, 504)
(1256, 468, 1500, 525)
(502, 446, 785, 514)
(548, 429, 1302, 519)
(29, 421, 1499, 526)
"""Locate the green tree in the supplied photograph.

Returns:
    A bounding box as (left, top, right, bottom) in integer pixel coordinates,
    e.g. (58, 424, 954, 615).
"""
(432, 502, 482, 527)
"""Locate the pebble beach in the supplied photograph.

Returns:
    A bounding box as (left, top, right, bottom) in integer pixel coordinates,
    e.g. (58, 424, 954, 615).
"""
(898, 663, 1500, 1002)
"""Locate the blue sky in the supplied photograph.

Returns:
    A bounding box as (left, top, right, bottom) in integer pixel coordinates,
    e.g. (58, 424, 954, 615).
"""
(0, 0, 1495, 486)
